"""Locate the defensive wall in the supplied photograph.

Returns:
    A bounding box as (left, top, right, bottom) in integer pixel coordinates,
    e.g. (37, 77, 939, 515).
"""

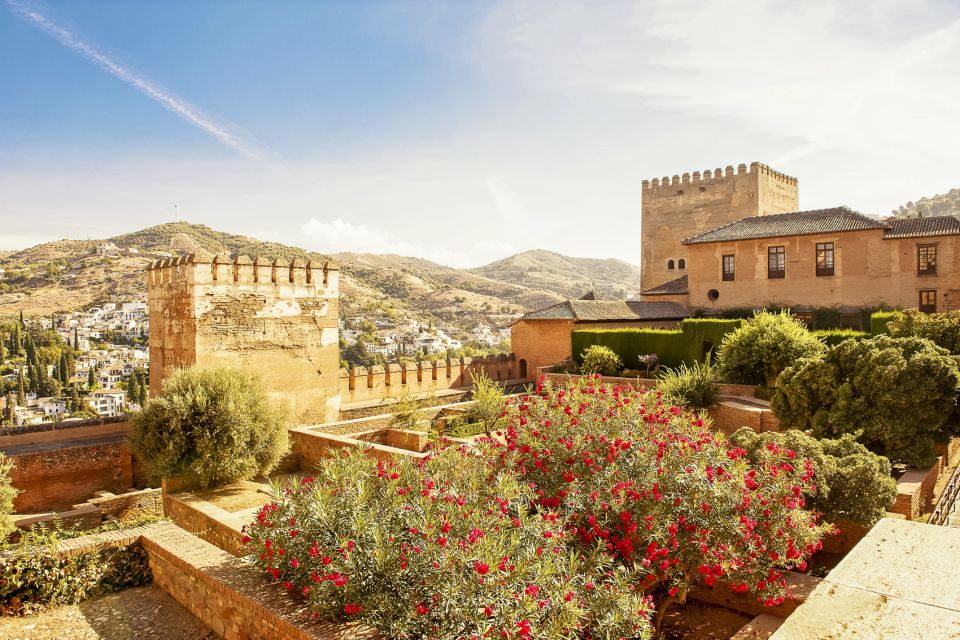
(147, 253, 341, 424)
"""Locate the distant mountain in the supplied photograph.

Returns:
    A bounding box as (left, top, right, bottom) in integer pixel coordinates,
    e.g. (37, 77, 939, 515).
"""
(0, 223, 638, 335)
(892, 188, 960, 218)
(469, 250, 640, 300)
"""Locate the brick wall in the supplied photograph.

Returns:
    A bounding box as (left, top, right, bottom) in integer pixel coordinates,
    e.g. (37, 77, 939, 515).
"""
(7, 438, 133, 513)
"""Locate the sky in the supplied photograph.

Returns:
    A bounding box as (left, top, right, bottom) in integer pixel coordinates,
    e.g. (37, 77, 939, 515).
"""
(2, 0, 959, 268)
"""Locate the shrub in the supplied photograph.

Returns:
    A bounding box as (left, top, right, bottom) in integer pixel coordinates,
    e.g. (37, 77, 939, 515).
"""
(888, 308, 960, 354)
(244, 448, 655, 640)
(0, 526, 151, 615)
(656, 360, 720, 410)
(729, 429, 897, 527)
(573, 329, 687, 369)
(389, 390, 427, 430)
(495, 377, 831, 629)
(716, 310, 826, 386)
(812, 329, 868, 347)
(462, 370, 507, 431)
(0, 453, 16, 542)
(130, 366, 289, 490)
(772, 335, 960, 467)
(579, 345, 623, 376)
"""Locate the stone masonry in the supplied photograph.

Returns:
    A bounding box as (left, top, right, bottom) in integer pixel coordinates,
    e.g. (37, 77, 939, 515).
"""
(147, 253, 341, 424)
(641, 162, 799, 292)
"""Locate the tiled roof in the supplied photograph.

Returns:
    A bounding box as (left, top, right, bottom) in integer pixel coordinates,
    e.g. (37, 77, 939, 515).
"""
(640, 275, 688, 296)
(682, 207, 886, 245)
(884, 216, 960, 239)
(519, 300, 689, 322)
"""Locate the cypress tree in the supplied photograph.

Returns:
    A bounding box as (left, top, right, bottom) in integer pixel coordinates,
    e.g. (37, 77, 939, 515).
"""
(88, 366, 96, 390)
(0, 338, 5, 363)
(70, 384, 81, 413)
(19, 309, 24, 327)
(4, 393, 12, 426)
(73, 327, 79, 351)
(58, 351, 68, 385)
(139, 370, 149, 406)
(128, 371, 140, 407)
(16, 369, 25, 405)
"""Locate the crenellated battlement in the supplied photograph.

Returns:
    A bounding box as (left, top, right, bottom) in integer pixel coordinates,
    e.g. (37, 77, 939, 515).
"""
(146, 251, 339, 294)
(642, 161, 798, 191)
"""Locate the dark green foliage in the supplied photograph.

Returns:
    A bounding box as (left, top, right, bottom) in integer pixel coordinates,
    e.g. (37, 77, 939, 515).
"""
(871, 311, 899, 336)
(572, 319, 741, 371)
(0, 528, 151, 615)
(656, 360, 720, 410)
(887, 309, 960, 354)
(130, 366, 289, 489)
(729, 429, 897, 527)
(812, 329, 868, 347)
(716, 311, 826, 386)
(772, 335, 960, 467)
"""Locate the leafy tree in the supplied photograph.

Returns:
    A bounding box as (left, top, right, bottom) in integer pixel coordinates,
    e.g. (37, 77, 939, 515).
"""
(887, 309, 960, 354)
(130, 366, 289, 489)
(729, 429, 897, 527)
(716, 310, 826, 386)
(579, 345, 623, 376)
(0, 453, 16, 541)
(772, 335, 960, 467)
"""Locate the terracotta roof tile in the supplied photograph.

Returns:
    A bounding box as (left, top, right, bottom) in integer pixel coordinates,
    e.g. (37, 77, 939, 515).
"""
(884, 216, 960, 239)
(519, 300, 689, 322)
(682, 207, 886, 245)
(640, 275, 688, 296)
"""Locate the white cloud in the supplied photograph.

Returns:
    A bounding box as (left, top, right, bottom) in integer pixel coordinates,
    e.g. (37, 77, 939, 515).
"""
(300, 218, 422, 256)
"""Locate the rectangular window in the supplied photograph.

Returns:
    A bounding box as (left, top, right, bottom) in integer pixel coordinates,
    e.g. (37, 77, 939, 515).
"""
(768, 246, 785, 279)
(816, 242, 834, 277)
(918, 244, 937, 276)
(919, 290, 937, 313)
(722, 255, 735, 281)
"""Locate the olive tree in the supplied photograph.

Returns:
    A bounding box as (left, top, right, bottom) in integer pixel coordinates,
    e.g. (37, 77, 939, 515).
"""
(772, 335, 960, 467)
(716, 310, 825, 386)
(130, 366, 289, 490)
(729, 428, 897, 527)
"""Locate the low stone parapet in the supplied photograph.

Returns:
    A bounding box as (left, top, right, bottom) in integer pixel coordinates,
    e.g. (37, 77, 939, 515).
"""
(689, 571, 820, 619)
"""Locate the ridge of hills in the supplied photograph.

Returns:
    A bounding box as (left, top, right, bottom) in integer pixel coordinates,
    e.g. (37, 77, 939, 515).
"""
(0, 223, 640, 335)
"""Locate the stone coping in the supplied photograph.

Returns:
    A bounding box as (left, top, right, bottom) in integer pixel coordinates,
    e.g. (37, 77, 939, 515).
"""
(142, 523, 380, 639)
(771, 519, 960, 638)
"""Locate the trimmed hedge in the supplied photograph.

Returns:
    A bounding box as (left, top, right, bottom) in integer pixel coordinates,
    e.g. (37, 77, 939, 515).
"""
(813, 329, 868, 347)
(572, 319, 742, 369)
(871, 311, 898, 336)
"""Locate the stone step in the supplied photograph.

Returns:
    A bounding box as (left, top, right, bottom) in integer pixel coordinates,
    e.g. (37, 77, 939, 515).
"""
(142, 523, 379, 640)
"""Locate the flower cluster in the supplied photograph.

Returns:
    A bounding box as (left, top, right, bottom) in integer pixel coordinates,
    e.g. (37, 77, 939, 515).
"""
(244, 445, 654, 640)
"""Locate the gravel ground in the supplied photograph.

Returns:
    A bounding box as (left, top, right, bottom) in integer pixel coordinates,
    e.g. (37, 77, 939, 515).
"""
(0, 586, 215, 640)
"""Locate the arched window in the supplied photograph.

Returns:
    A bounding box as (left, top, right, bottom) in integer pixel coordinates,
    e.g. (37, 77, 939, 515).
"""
(678, 258, 686, 270)
(667, 259, 675, 270)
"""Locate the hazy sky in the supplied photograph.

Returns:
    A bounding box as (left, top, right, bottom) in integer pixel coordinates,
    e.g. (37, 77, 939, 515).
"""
(2, 0, 959, 267)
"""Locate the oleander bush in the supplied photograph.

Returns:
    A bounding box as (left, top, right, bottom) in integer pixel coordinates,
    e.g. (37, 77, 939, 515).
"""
(716, 310, 827, 386)
(0, 526, 151, 615)
(579, 345, 623, 377)
(130, 366, 289, 490)
(0, 453, 17, 542)
(729, 429, 897, 527)
(772, 335, 960, 467)
(656, 360, 720, 410)
(494, 376, 832, 629)
(244, 447, 655, 640)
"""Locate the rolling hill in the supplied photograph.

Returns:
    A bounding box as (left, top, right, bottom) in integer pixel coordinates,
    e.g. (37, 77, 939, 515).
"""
(0, 223, 639, 335)
(892, 187, 960, 218)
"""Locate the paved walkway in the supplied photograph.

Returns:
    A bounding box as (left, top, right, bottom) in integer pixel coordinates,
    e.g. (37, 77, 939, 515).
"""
(0, 586, 214, 640)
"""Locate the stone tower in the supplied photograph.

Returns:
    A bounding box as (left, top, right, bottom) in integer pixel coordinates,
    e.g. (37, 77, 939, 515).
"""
(641, 162, 799, 293)
(147, 252, 341, 424)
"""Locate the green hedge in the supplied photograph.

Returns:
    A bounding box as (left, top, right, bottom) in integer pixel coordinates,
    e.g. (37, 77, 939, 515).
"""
(871, 311, 899, 336)
(572, 319, 743, 369)
(813, 329, 869, 347)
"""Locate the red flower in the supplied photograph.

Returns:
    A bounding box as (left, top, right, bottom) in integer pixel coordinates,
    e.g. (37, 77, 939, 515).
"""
(344, 603, 363, 615)
(475, 562, 490, 575)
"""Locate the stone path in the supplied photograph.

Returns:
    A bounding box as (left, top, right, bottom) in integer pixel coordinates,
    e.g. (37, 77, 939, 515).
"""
(0, 586, 214, 640)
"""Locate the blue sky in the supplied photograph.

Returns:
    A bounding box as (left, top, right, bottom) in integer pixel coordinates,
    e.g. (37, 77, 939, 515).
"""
(2, 0, 960, 267)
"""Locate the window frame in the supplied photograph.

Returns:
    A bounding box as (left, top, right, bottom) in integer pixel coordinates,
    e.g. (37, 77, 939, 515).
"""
(667, 259, 675, 271)
(816, 242, 835, 277)
(918, 244, 937, 276)
(722, 254, 735, 281)
(767, 246, 785, 279)
(919, 289, 937, 313)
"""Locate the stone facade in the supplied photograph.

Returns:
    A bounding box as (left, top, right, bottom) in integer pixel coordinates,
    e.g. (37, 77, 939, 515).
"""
(641, 162, 799, 293)
(686, 230, 960, 312)
(147, 254, 341, 424)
